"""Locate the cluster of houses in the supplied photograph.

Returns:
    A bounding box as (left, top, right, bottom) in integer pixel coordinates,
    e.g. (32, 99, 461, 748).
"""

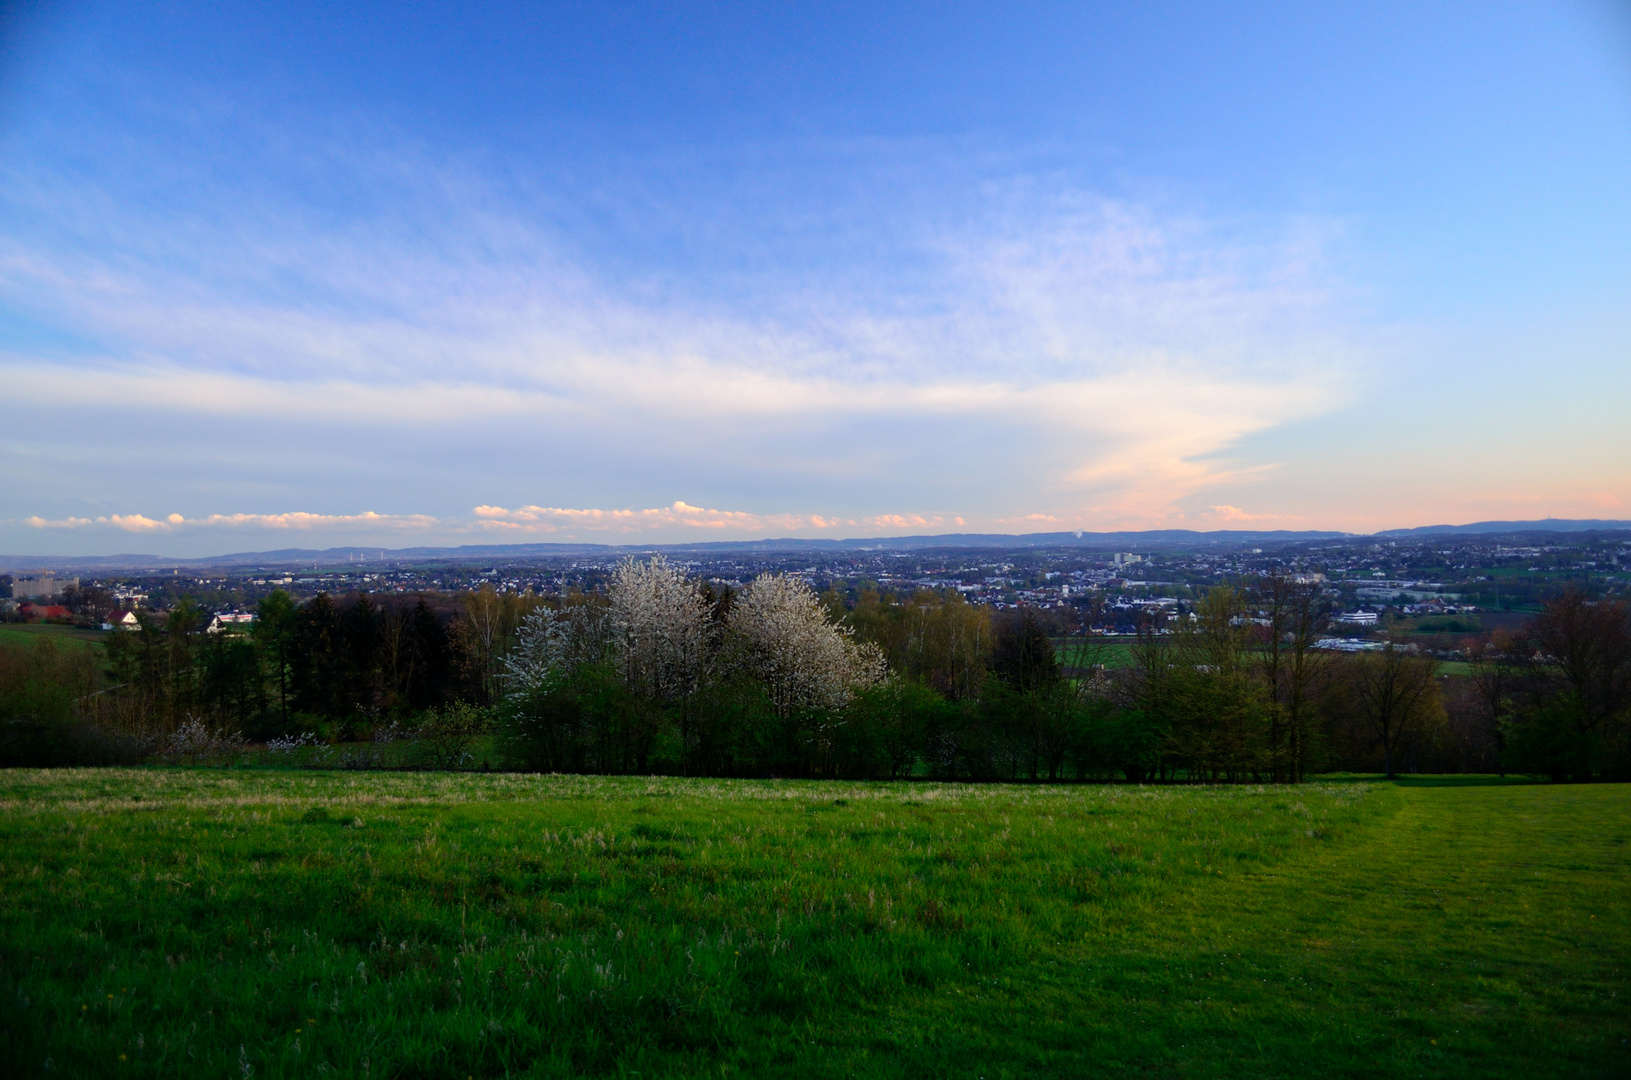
(91, 611, 254, 633)
(1399, 598, 1480, 617)
(2, 601, 252, 634)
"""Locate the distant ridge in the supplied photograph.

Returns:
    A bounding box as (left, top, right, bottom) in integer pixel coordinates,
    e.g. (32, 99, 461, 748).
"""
(1375, 518, 1631, 537)
(2, 529, 1351, 571)
(3, 518, 1626, 572)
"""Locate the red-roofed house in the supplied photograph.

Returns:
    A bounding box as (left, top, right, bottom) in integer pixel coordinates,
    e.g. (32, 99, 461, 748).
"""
(20, 603, 72, 621)
(102, 610, 140, 631)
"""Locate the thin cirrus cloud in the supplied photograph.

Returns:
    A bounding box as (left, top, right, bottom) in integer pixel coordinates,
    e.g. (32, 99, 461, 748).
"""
(0, 136, 1362, 543)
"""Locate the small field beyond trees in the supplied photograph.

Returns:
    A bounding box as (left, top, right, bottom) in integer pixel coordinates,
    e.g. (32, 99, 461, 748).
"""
(0, 771, 1625, 1078)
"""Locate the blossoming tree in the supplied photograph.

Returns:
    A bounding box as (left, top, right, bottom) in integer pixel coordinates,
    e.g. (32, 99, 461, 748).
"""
(728, 573, 885, 716)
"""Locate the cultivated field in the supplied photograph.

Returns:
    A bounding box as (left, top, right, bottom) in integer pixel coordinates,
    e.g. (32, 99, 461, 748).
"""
(0, 772, 1626, 1078)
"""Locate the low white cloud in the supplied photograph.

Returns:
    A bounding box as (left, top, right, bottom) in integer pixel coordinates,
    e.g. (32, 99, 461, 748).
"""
(20, 503, 961, 540)
(23, 516, 98, 529)
(472, 502, 950, 535)
(1203, 505, 1306, 524)
(474, 501, 808, 534)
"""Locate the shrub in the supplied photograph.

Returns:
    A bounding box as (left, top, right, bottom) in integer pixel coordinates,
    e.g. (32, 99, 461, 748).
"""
(153, 718, 246, 766)
(416, 702, 490, 770)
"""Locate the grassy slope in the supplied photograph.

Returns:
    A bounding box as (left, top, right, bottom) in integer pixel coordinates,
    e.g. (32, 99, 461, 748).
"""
(0, 772, 1625, 1078)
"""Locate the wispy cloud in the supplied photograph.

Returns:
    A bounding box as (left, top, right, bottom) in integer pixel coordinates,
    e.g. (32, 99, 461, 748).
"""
(0, 130, 1364, 543)
(25, 511, 439, 533)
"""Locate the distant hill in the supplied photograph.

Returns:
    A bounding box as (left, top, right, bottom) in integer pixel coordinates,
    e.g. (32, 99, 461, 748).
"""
(2, 529, 1352, 571)
(1375, 519, 1631, 537)
(5, 519, 1625, 572)
(0, 543, 617, 572)
(655, 529, 1353, 553)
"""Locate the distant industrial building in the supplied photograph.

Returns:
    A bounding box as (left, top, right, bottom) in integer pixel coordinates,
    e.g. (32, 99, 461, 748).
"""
(1315, 637, 1387, 652)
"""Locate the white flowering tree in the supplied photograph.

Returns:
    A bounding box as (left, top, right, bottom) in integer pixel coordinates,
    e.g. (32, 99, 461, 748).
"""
(608, 556, 711, 704)
(728, 573, 885, 716)
(504, 599, 611, 695)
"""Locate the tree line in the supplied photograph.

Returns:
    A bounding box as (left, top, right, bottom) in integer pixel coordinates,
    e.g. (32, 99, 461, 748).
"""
(2, 558, 1627, 780)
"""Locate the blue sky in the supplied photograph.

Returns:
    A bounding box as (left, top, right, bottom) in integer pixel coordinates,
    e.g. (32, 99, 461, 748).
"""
(2, 1, 1629, 555)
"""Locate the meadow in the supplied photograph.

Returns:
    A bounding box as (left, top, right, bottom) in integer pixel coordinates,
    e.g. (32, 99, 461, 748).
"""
(0, 623, 105, 648)
(0, 771, 1626, 1078)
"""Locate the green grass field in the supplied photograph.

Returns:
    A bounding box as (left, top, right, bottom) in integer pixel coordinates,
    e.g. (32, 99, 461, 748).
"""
(1053, 638, 1136, 668)
(0, 623, 106, 648)
(1, 771, 1626, 1078)
(1052, 637, 1477, 677)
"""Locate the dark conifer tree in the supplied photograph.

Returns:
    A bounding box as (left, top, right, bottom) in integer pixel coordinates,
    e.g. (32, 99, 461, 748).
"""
(290, 592, 342, 718)
(991, 609, 1061, 692)
(405, 599, 453, 710)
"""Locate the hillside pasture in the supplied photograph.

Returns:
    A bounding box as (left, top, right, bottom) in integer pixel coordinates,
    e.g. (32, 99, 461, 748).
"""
(0, 772, 1626, 1078)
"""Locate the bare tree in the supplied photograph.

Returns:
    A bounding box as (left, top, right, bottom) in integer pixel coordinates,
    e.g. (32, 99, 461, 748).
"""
(842, 588, 992, 701)
(1468, 629, 1521, 776)
(1528, 590, 1631, 763)
(461, 585, 506, 702)
(1255, 573, 1329, 783)
(1351, 644, 1442, 779)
